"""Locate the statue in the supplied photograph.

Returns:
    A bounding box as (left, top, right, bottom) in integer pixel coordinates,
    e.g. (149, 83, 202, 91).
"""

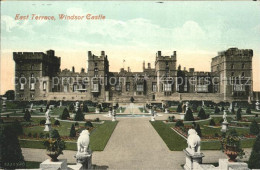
(202, 101, 205, 108)
(75, 101, 79, 112)
(186, 129, 201, 154)
(256, 100, 260, 111)
(182, 104, 186, 113)
(76, 130, 92, 169)
(77, 130, 91, 155)
(228, 102, 233, 112)
(44, 109, 51, 131)
(185, 102, 189, 112)
(223, 110, 227, 123)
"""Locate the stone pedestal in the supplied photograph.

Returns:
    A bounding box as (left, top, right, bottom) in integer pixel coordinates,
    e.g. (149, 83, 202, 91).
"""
(95, 108, 100, 114)
(179, 113, 185, 120)
(112, 115, 116, 121)
(219, 159, 249, 170)
(149, 109, 152, 114)
(183, 149, 204, 170)
(76, 153, 92, 170)
(40, 159, 67, 170)
(44, 118, 51, 132)
(151, 116, 155, 121)
(221, 121, 229, 133)
(165, 108, 169, 114)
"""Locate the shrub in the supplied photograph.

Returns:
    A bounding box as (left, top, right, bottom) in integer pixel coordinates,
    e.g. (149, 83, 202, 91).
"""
(28, 132, 32, 137)
(221, 106, 225, 111)
(69, 103, 74, 112)
(74, 109, 84, 121)
(40, 107, 43, 112)
(45, 133, 49, 138)
(248, 134, 260, 169)
(195, 124, 202, 137)
(40, 119, 46, 125)
(74, 122, 79, 127)
(214, 106, 220, 114)
(13, 120, 23, 135)
(83, 104, 89, 113)
(176, 104, 182, 112)
(198, 108, 207, 119)
(61, 108, 70, 120)
(24, 109, 31, 122)
(39, 132, 45, 138)
(250, 120, 259, 135)
(54, 120, 60, 126)
(246, 107, 251, 114)
(168, 116, 175, 122)
(215, 133, 219, 137)
(236, 109, 242, 121)
(85, 121, 93, 129)
(175, 120, 184, 127)
(69, 124, 76, 137)
(94, 118, 100, 122)
(209, 119, 216, 126)
(184, 108, 194, 121)
(192, 104, 198, 112)
(219, 118, 224, 124)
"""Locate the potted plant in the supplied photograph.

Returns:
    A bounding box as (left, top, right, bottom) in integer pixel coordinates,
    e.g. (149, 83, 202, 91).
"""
(43, 129, 65, 162)
(221, 130, 245, 162)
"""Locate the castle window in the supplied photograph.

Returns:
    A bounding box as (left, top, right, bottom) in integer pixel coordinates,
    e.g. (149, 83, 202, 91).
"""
(163, 83, 172, 92)
(73, 84, 77, 92)
(242, 64, 245, 69)
(20, 83, 25, 90)
(31, 64, 34, 70)
(31, 94, 34, 98)
(136, 84, 144, 92)
(94, 68, 98, 77)
(115, 84, 121, 91)
(30, 83, 35, 90)
(64, 85, 68, 92)
(231, 64, 234, 69)
(126, 82, 130, 91)
(152, 83, 157, 92)
(231, 72, 234, 77)
(31, 73, 34, 77)
(242, 72, 245, 77)
(43, 82, 46, 91)
(95, 62, 97, 67)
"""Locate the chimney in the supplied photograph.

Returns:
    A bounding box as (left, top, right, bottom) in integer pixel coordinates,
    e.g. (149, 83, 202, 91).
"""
(143, 61, 145, 70)
(148, 63, 151, 69)
(81, 68, 85, 73)
(173, 51, 176, 57)
(47, 50, 55, 56)
(88, 51, 92, 58)
(128, 67, 130, 72)
(184, 67, 186, 71)
(101, 51, 105, 56)
(72, 66, 75, 73)
(157, 51, 161, 57)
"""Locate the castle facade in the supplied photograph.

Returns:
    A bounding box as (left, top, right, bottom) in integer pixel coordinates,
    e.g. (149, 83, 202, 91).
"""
(13, 48, 255, 103)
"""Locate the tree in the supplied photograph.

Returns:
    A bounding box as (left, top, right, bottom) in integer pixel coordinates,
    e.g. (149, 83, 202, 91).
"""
(209, 119, 216, 126)
(69, 124, 76, 137)
(69, 103, 74, 112)
(250, 120, 259, 135)
(214, 106, 220, 114)
(184, 108, 194, 121)
(246, 107, 251, 114)
(3, 90, 15, 100)
(74, 109, 84, 121)
(248, 134, 260, 169)
(0, 124, 26, 169)
(176, 104, 182, 112)
(195, 124, 202, 137)
(236, 109, 242, 121)
(198, 108, 207, 119)
(24, 109, 31, 122)
(61, 108, 70, 120)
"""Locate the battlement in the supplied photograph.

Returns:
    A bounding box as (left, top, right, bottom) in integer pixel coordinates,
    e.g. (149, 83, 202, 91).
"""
(88, 51, 107, 61)
(217, 48, 253, 57)
(156, 51, 177, 61)
(13, 50, 60, 65)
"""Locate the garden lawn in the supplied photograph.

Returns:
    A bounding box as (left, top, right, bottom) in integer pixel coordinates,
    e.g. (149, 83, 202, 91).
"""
(20, 119, 118, 151)
(151, 120, 256, 151)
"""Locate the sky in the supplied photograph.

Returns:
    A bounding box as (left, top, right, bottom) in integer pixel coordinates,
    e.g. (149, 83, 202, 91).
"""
(1, 1, 260, 94)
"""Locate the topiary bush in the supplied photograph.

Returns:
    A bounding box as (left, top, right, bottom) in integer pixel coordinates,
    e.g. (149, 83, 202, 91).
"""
(176, 104, 182, 112)
(85, 121, 93, 129)
(60, 108, 70, 120)
(209, 119, 216, 126)
(198, 108, 207, 119)
(248, 134, 260, 169)
(249, 120, 259, 135)
(214, 106, 220, 114)
(184, 108, 194, 121)
(246, 107, 251, 114)
(74, 109, 84, 121)
(54, 120, 60, 126)
(24, 109, 31, 122)
(168, 116, 175, 122)
(236, 109, 242, 121)
(49, 129, 60, 139)
(195, 124, 202, 137)
(69, 124, 76, 137)
(74, 122, 79, 127)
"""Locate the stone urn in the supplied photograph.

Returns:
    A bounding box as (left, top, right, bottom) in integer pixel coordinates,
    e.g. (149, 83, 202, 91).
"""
(46, 151, 60, 162)
(224, 145, 238, 162)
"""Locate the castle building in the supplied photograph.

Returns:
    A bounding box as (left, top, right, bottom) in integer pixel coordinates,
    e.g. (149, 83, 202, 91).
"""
(13, 48, 255, 103)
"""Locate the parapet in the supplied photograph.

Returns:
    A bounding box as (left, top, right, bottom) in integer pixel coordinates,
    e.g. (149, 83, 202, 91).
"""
(88, 51, 107, 60)
(156, 51, 177, 61)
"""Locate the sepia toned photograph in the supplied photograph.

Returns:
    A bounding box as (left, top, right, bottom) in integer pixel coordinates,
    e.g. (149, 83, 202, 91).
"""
(1, 1, 260, 169)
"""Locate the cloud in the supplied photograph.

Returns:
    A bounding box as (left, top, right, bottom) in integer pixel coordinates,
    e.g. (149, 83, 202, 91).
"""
(1, 15, 18, 32)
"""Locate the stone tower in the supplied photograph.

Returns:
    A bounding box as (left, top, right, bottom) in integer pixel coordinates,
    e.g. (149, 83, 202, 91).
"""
(87, 51, 109, 100)
(13, 50, 60, 100)
(211, 48, 253, 101)
(155, 51, 177, 95)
